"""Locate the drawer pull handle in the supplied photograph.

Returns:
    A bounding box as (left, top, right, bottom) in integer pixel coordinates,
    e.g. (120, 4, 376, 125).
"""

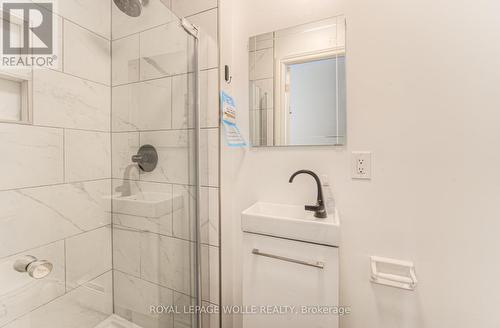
(252, 248, 325, 269)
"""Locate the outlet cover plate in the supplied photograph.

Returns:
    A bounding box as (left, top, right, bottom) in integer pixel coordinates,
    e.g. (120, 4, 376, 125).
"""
(352, 151, 372, 179)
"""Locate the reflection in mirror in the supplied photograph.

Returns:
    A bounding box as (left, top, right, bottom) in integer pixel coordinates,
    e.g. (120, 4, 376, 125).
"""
(249, 16, 346, 147)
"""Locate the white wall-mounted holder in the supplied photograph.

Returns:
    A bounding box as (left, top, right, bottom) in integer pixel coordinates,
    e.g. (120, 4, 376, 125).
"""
(370, 256, 417, 291)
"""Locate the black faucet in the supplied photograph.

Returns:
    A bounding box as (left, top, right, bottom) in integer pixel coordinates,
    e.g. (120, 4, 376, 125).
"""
(289, 170, 327, 219)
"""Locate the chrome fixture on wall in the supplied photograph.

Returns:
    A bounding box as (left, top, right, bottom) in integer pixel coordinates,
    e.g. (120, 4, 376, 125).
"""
(13, 255, 53, 279)
(132, 145, 158, 172)
(113, 0, 149, 17)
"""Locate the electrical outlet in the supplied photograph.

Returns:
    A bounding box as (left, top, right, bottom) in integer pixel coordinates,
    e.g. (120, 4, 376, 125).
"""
(352, 152, 372, 179)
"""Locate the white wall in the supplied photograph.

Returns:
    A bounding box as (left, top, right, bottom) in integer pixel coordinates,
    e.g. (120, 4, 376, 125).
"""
(221, 0, 500, 327)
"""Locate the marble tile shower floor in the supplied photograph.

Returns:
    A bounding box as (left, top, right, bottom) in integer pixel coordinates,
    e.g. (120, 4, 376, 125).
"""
(93, 315, 143, 328)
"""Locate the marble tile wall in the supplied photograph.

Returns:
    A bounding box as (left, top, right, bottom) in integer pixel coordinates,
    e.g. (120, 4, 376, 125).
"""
(0, 1, 112, 327)
(2, 0, 220, 327)
(111, 0, 220, 327)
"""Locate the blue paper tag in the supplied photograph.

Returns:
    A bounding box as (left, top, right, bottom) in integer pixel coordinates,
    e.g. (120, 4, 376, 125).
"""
(220, 91, 246, 147)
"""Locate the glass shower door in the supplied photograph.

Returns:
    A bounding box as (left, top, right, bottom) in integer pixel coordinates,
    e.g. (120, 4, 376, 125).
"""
(111, 3, 201, 328)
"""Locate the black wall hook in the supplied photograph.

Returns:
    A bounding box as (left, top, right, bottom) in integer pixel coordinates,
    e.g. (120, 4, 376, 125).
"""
(224, 65, 232, 84)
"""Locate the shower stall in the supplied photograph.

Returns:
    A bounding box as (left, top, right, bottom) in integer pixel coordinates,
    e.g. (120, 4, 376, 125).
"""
(0, 0, 220, 327)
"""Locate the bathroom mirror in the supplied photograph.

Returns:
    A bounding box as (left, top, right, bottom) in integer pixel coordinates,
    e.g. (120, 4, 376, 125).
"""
(249, 16, 346, 147)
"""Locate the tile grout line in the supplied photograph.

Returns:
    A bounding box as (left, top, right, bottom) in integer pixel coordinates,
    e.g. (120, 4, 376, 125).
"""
(0, 177, 111, 193)
(30, 1, 112, 41)
(112, 66, 219, 88)
(64, 239, 67, 293)
(184, 6, 219, 19)
(61, 16, 65, 72)
(0, 225, 112, 261)
(62, 128, 66, 183)
(111, 126, 220, 134)
(138, 31, 142, 84)
(112, 20, 175, 42)
(110, 7, 219, 43)
(170, 62, 174, 130)
(110, 176, 220, 189)
(114, 222, 221, 248)
(0, 121, 113, 133)
(46, 65, 111, 87)
(114, 269, 216, 304)
(110, 0, 116, 315)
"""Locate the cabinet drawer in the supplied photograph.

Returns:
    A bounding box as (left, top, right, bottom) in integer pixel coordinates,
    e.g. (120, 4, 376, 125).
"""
(242, 233, 339, 328)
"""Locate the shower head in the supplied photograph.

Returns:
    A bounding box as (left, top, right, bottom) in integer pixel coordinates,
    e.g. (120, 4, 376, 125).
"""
(113, 0, 148, 17)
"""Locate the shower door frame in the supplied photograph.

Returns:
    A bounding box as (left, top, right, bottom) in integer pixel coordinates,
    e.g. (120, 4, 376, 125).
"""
(181, 17, 202, 328)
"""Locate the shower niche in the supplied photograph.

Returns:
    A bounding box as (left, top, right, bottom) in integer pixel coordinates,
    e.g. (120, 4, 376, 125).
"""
(0, 72, 32, 124)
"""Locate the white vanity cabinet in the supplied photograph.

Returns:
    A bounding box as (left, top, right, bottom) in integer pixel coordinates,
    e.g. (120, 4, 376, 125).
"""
(242, 232, 339, 328)
(241, 202, 341, 328)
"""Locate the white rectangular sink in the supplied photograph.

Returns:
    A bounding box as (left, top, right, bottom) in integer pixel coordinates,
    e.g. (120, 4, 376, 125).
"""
(111, 192, 182, 218)
(242, 202, 340, 247)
